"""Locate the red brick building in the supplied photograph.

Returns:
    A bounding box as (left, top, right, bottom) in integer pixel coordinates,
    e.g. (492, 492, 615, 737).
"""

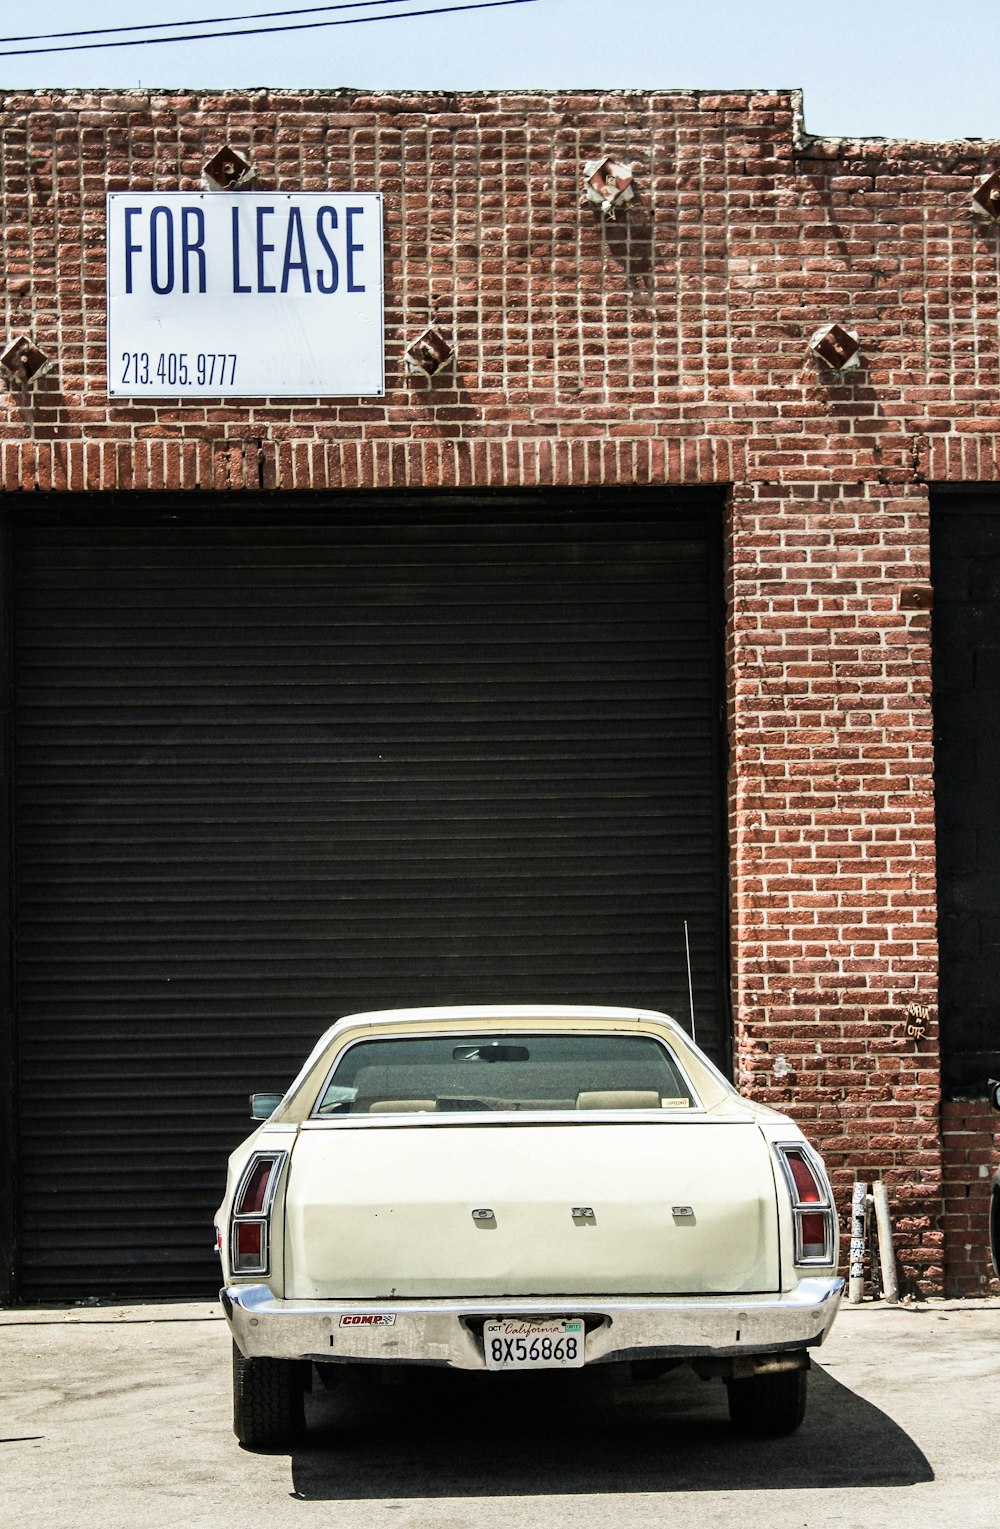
(1, 87, 998, 1301)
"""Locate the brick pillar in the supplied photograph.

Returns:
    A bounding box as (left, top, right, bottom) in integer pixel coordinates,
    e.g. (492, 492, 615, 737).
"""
(941, 1101, 1000, 1296)
(727, 480, 944, 1293)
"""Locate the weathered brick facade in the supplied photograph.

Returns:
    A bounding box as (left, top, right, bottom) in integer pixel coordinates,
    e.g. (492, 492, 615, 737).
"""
(2, 87, 999, 1294)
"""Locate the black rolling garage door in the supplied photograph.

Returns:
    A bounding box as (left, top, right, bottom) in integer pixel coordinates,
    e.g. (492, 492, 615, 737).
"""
(10, 493, 726, 1299)
(932, 492, 1000, 1095)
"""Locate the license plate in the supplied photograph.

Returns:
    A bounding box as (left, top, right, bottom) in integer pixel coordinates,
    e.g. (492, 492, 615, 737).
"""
(484, 1318, 585, 1370)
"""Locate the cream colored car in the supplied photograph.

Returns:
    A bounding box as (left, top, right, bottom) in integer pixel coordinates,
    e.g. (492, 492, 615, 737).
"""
(217, 1005, 843, 1448)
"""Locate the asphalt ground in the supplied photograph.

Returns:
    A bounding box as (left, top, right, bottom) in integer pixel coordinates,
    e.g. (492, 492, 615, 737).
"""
(1, 1296, 998, 1529)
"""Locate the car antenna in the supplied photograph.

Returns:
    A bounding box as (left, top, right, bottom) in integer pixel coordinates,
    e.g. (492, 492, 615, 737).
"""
(684, 920, 697, 1046)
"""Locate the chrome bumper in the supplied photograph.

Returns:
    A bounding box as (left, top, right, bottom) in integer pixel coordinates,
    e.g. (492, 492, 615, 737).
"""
(222, 1277, 844, 1370)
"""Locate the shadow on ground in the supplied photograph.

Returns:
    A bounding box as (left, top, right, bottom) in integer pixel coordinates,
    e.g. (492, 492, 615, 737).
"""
(288, 1360, 933, 1499)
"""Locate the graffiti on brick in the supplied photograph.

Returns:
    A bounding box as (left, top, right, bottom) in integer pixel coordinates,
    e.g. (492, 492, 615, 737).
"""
(903, 1002, 931, 1042)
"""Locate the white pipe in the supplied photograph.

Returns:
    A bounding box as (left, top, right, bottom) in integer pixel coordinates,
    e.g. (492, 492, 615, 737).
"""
(873, 1180, 899, 1304)
(865, 1192, 882, 1300)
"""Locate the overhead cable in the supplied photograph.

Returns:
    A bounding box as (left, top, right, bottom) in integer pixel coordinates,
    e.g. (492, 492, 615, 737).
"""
(0, 0, 542, 58)
(0, 2, 431, 48)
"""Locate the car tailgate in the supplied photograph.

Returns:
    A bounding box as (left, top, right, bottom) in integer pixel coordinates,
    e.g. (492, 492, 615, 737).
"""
(283, 1120, 780, 1297)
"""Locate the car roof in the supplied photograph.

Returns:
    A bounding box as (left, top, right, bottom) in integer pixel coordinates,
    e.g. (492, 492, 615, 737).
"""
(336, 1004, 680, 1028)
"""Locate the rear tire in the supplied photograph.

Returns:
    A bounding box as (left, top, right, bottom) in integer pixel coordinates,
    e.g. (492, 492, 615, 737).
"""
(726, 1366, 807, 1437)
(232, 1341, 307, 1450)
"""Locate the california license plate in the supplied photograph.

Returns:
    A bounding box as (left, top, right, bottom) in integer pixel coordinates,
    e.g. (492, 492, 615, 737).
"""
(484, 1318, 585, 1370)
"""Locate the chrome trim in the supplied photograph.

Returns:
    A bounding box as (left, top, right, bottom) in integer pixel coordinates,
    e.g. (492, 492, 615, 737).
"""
(229, 1150, 287, 1277)
(773, 1141, 838, 1268)
(299, 1111, 723, 1130)
(222, 1277, 844, 1369)
(309, 1028, 703, 1121)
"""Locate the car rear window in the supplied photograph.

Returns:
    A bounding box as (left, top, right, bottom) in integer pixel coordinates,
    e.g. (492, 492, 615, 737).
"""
(313, 1032, 697, 1115)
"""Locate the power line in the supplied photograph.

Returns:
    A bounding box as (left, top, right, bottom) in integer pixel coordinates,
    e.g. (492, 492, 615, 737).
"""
(0, 0, 542, 58)
(0, 2, 429, 47)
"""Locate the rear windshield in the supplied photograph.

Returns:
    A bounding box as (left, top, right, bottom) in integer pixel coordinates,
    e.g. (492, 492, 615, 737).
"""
(313, 1032, 697, 1115)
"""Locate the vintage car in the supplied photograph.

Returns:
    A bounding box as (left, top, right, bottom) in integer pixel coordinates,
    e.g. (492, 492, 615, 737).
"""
(216, 1005, 843, 1448)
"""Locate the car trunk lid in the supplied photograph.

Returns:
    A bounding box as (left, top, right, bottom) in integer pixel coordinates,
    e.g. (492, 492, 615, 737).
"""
(283, 1119, 780, 1298)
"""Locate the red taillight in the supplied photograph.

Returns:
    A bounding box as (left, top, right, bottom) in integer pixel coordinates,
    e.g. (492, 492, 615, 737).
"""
(798, 1212, 829, 1258)
(229, 1151, 285, 1276)
(775, 1143, 836, 1266)
(785, 1150, 823, 1204)
(236, 1156, 276, 1216)
(234, 1222, 263, 1264)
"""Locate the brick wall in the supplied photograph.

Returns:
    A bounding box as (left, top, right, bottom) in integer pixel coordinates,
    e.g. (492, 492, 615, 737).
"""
(728, 481, 943, 1292)
(2, 87, 999, 1292)
(942, 1101, 1000, 1295)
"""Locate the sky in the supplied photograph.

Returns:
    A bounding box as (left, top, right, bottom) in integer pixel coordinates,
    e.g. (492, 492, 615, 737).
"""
(0, 0, 997, 144)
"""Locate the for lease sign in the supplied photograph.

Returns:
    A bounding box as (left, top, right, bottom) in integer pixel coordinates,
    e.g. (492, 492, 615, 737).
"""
(106, 191, 384, 398)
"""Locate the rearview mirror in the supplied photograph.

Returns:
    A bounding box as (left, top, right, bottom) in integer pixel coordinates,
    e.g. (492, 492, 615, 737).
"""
(452, 1044, 530, 1063)
(250, 1092, 283, 1121)
(988, 1080, 1000, 1113)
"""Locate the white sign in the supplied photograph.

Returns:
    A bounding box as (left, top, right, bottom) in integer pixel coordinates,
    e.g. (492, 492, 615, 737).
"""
(106, 192, 384, 398)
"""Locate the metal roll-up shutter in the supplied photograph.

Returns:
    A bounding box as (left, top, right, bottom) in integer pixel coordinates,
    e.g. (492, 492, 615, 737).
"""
(932, 492, 1000, 1095)
(11, 492, 726, 1299)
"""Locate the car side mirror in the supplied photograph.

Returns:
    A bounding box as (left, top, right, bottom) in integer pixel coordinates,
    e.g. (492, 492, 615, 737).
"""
(250, 1092, 283, 1121)
(988, 1080, 1000, 1113)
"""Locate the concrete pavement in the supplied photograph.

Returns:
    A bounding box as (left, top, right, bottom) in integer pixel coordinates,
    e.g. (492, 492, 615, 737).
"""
(1, 1297, 998, 1529)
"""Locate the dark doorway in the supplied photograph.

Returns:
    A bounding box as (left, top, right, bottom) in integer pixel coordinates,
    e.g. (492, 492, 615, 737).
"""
(6, 491, 727, 1298)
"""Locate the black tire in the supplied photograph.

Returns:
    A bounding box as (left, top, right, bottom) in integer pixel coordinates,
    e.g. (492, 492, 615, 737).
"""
(232, 1340, 307, 1450)
(726, 1366, 807, 1437)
